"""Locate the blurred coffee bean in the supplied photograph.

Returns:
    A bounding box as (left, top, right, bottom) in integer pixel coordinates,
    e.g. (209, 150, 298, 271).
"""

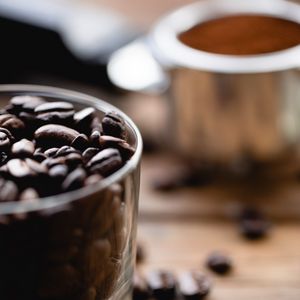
(147, 270, 177, 300)
(54, 146, 78, 158)
(25, 158, 48, 176)
(44, 148, 59, 157)
(0, 114, 25, 137)
(102, 112, 126, 139)
(35, 124, 80, 147)
(71, 134, 89, 151)
(239, 207, 271, 240)
(65, 153, 83, 169)
(62, 168, 86, 191)
(49, 164, 68, 180)
(206, 252, 232, 275)
(19, 188, 39, 202)
(12, 139, 35, 157)
(7, 159, 34, 178)
(87, 148, 122, 176)
(178, 271, 211, 300)
(82, 147, 100, 163)
(0, 130, 12, 151)
(84, 174, 103, 186)
(136, 243, 145, 264)
(133, 273, 151, 300)
(11, 96, 45, 113)
(90, 129, 101, 146)
(42, 157, 66, 169)
(74, 107, 96, 131)
(0, 179, 18, 202)
(35, 101, 75, 123)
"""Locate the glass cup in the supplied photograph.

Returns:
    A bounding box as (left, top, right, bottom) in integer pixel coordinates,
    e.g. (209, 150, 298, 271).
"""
(0, 85, 142, 300)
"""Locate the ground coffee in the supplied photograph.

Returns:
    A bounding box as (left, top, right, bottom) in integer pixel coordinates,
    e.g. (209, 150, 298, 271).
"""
(179, 15, 300, 55)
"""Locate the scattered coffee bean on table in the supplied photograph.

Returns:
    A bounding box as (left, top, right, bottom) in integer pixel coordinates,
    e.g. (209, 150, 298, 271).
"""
(206, 251, 232, 275)
(178, 271, 211, 300)
(133, 272, 151, 300)
(239, 207, 271, 240)
(147, 270, 177, 300)
(0, 95, 135, 200)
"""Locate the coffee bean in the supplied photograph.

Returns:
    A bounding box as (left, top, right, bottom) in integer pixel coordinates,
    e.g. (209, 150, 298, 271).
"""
(84, 174, 103, 186)
(100, 135, 135, 161)
(62, 168, 86, 191)
(54, 146, 78, 158)
(102, 112, 126, 139)
(206, 252, 232, 275)
(90, 130, 101, 146)
(82, 147, 100, 163)
(10, 96, 45, 112)
(19, 188, 39, 202)
(25, 158, 48, 175)
(42, 157, 66, 169)
(147, 270, 177, 300)
(49, 164, 68, 180)
(0, 114, 25, 137)
(178, 271, 211, 300)
(87, 148, 122, 176)
(65, 153, 83, 168)
(7, 159, 34, 178)
(35, 124, 80, 147)
(239, 207, 271, 240)
(12, 139, 35, 157)
(0, 179, 18, 202)
(0, 130, 11, 151)
(133, 273, 151, 300)
(44, 148, 59, 157)
(35, 101, 75, 123)
(71, 134, 89, 151)
(74, 107, 95, 130)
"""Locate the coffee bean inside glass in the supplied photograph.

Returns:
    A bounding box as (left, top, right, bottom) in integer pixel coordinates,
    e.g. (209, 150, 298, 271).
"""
(179, 15, 300, 55)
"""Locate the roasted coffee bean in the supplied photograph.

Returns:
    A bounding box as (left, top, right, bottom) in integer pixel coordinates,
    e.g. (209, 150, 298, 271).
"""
(147, 270, 177, 300)
(0, 152, 8, 165)
(102, 112, 126, 139)
(33, 149, 47, 162)
(35, 124, 80, 147)
(25, 158, 48, 175)
(54, 146, 78, 158)
(19, 188, 39, 202)
(0, 130, 11, 150)
(49, 164, 68, 180)
(0, 114, 25, 137)
(10, 96, 45, 112)
(12, 139, 35, 157)
(87, 148, 122, 176)
(239, 207, 271, 240)
(42, 157, 66, 169)
(62, 168, 86, 191)
(74, 107, 95, 130)
(84, 174, 103, 186)
(35, 101, 75, 123)
(71, 134, 89, 151)
(0, 179, 18, 202)
(7, 159, 34, 178)
(44, 148, 59, 157)
(65, 153, 83, 168)
(100, 135, 135, 161)
(206, 252, 232, 275)
(133, 273, 151, 300)
(90, 129, 101, 146)
(178, 271, 211, 300)
(82, 147, 100, 163)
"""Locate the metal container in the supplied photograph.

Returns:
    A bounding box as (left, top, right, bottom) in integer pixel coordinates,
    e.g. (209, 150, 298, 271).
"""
(108, 0, 300, 166)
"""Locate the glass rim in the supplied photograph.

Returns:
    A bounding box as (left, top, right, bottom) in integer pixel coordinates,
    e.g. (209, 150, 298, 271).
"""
(0, 84, 143, 215)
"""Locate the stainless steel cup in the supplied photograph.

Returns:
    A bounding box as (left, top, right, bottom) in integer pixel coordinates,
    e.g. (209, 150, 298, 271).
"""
(108, 0, 300, 166)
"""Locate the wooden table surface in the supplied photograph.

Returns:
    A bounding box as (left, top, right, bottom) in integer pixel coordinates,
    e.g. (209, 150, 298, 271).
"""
(60, 0, 300, 298)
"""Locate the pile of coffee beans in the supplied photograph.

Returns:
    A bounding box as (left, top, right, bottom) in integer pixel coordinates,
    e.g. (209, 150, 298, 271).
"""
(0, 95, 135, 201)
